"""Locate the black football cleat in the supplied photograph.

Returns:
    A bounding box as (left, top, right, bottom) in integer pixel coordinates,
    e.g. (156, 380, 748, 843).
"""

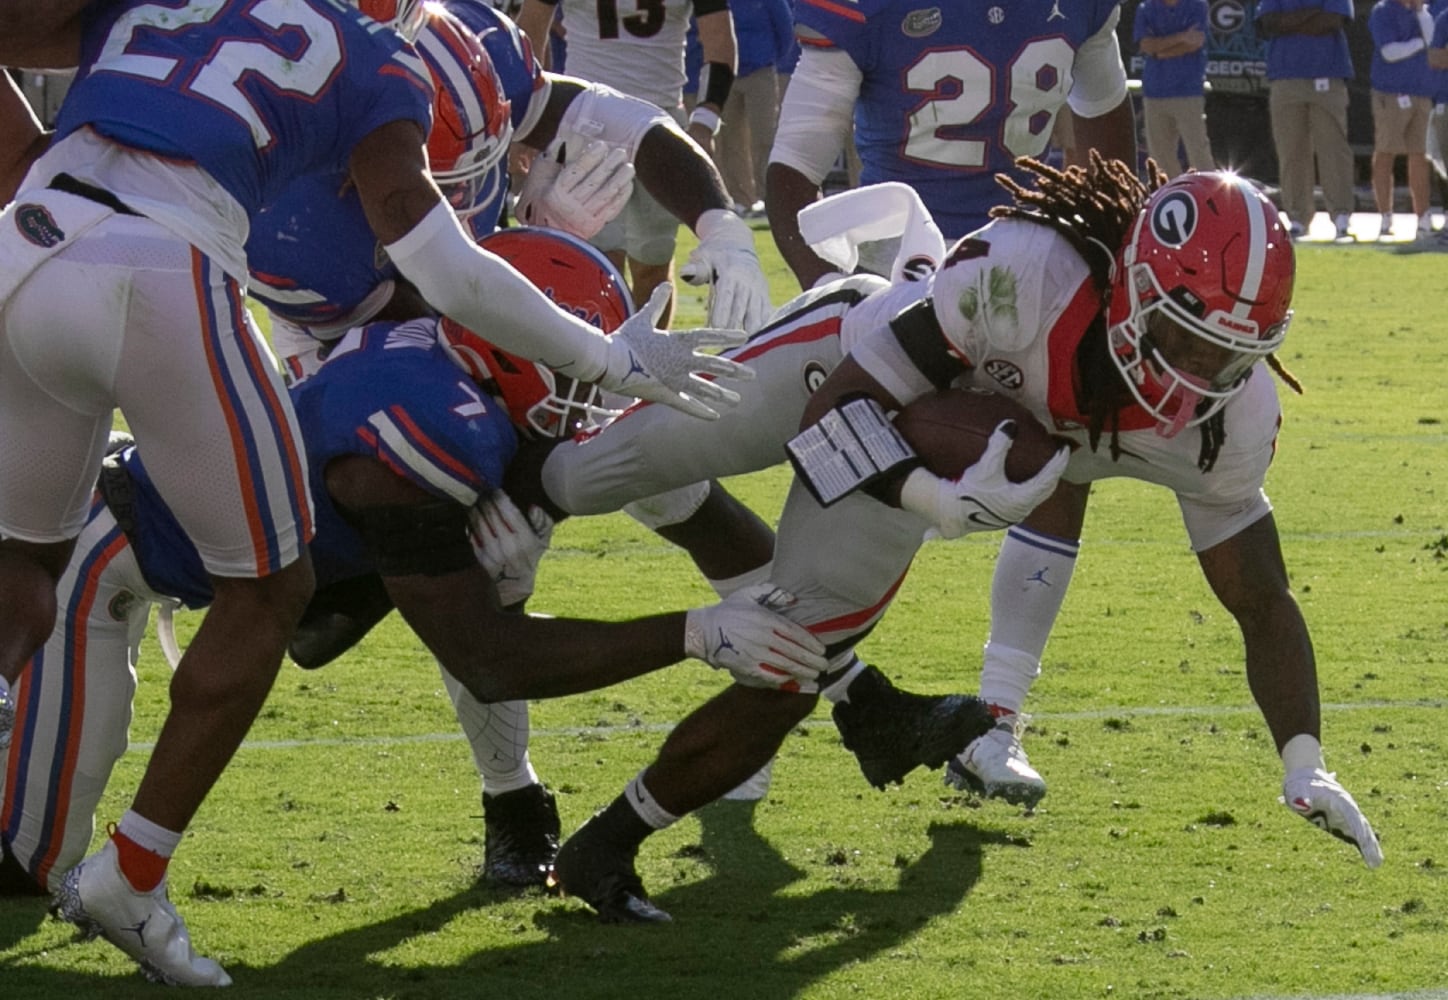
(832, 664, 994, 789)
(548, 814, 671, 924)
(483, 784, 562, 887)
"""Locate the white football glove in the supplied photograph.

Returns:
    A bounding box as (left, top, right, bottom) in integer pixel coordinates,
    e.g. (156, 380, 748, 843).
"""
(678, 208, 772, 333)
(599, 282, 752, 420)
(1281, 767, 1383, 868)
(468, 492, 554, 608)
(684, 584, 826, 692)
(514, 139, 635, 240)
(898, 421, 1069, 540)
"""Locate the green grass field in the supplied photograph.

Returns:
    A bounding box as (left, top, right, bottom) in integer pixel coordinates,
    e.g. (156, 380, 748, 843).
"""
(2, 229, 1446, 1000)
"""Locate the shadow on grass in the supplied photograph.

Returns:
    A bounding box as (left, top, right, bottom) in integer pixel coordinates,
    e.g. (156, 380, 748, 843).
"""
(0, 809, 1007, 999)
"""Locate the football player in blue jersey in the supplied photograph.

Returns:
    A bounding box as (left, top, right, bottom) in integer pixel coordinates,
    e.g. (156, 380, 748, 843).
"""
(243, 0, 776, 859)
(0, 229, 824, 984)
(0, 0, 753, 984)
(765, 0, 1139, 291)
(251, 0, 772, 363)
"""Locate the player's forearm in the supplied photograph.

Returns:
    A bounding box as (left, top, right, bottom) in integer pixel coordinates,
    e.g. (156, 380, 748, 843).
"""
(1, 72, 47, 202)
(632, 124, 733, 231)
(0, 1, 86, 67)
(392, 584, 687, 702)
(386, 201, 609, 379)
(765, 162, 836, 289)
(1240, 597, 1322, 753)
(1068, 98, 1137, 170)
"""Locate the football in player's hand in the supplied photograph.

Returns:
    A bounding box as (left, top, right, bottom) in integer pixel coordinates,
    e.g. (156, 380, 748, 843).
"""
(894, 387, 1067, 481)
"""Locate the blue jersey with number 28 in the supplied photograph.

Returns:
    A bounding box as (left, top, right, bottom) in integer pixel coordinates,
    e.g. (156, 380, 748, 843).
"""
(795, 0, 1119, 238)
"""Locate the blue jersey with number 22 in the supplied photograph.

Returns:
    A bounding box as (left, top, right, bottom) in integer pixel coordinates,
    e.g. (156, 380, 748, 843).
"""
(55, 0, 433, 217)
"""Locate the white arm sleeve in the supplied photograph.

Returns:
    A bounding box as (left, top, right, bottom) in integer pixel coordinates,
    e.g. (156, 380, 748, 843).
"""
(1382, 38, 1427, 62)
(384, 201, 609, 379)
(542, 76, 676, 161)
(768, 48, 860, 183)
(1068, 6, 1130, 118)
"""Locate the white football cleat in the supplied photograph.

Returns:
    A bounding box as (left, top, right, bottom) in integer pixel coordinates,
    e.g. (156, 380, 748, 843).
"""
(945, 718, 1046, 808)
(55, 840, 232, 987)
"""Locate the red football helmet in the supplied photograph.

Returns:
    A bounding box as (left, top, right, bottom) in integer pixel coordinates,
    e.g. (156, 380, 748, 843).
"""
(415, 6, 514, 228)
(439, 228, 635, 439)
(1107, 172, 1295, 437)
(353, 0, 427, 42)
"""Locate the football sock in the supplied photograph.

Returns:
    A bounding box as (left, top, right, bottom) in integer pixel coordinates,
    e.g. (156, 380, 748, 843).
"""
(622, 772, 680, 831)
(441, 670, 539, 795)
(113, 811, 181, 892)
(820, 656, 867, 703)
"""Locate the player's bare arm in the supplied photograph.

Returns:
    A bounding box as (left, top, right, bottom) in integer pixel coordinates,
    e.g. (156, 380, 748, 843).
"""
(690, 7, 738, 152)
(0, 72, 47, 202)
(1068, 100, 1137, 171)
(1195, 512, 1321, 751)
(515, 0, 559, 73)
(0, 0, 86, 66)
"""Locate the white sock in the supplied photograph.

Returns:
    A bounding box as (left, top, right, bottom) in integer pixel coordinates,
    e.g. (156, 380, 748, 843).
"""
(980, 526, 1079, 708)
(441, 666, 539, 796)
(821, 656, 867, 704)
(623, 772, 680, 830)
(117, 810, 182, 858)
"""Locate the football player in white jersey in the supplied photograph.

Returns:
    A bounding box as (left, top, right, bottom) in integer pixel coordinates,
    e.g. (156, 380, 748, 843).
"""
(522, 162, 1381, 922)
(515, 0, 745, 327)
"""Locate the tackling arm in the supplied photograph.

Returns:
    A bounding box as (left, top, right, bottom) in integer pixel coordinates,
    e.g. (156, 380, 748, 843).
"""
(325, 457, 823, 702)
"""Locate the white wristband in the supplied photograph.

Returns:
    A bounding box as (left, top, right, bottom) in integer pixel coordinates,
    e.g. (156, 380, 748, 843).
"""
(1281, 733, 1326, 774)
(689, 106, 722, 136)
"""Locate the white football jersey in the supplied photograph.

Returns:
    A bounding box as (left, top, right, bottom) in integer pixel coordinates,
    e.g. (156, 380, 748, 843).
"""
(851, 218, 1281, 552)
(556, 0, 696, 108)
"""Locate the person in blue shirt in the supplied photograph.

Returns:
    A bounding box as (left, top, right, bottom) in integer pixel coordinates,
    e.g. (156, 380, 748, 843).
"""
(1135, 0, 1216, 175)
(1255, 0, 1358, 241)
(1369, 0, 1438, 237)
(0, 0, 753, 985)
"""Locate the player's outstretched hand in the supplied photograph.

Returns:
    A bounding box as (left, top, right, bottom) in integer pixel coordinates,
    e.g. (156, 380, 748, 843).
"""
(684, 584, 825, 692)
(679, 208, 772, 333)
(599, 283, 752, 420)
(1282, 767, 1384, 868)
(899, 421, 1070, 539)
(469, 491, 554, 608)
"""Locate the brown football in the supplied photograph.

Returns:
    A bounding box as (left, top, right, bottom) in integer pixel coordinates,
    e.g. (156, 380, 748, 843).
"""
(894, 387, 1066, 482)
